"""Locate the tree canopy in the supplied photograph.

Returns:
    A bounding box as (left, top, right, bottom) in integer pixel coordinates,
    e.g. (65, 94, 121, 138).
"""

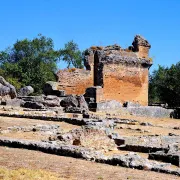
(60, 40, 83, 69)
(0, 34, 60, 93)
(0, 35, 84, 94)
(149, 63, 180, 107)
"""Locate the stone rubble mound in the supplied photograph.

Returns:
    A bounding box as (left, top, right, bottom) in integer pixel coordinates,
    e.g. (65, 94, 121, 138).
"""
(60, 95, 89, 114)
(43, 81, 65, 97)
(0, 76, 17, 100)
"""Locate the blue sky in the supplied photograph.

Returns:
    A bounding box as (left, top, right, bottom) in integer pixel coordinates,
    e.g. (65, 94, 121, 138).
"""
(0, 0, 180, 71)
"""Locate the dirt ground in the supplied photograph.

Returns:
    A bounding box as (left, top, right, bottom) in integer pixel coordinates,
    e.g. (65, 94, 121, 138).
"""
(90, 110, 180, 126)
(113, 114, 180, 128)
(0, 116, 79, 141)
(114, 124, 180, 136)
(0, 146, 179, 180)
(1, 115, 180, 141)
(0, 116, 79, 131)
(91, 111, 180, 136)
(0, 114, 180, 179)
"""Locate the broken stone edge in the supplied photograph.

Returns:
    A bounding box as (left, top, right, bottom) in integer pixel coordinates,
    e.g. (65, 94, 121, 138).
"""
(0, 137, 179, 176)
(0, 112, 86, 126)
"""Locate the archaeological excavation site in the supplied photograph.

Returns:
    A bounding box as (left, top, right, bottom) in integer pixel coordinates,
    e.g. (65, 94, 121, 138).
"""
(0, 35, 180, 179)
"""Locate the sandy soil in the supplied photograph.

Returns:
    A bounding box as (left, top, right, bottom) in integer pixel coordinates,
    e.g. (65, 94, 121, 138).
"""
(0, 116, 79, 141)
(91, 111, 180, 128)
(0, 116, 79, 131)
(0, 114, 180, 179)
(92, 111, 180, 136)
(116, 114, 180, 128)
(114, 124, 180, 136)
(0, 146, 179, 180)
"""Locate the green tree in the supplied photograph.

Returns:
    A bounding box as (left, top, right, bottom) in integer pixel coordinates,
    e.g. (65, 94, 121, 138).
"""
(60, 40, 83, 69)
(0, 34, 60, 94)
(149, 65, 167, 104)
(149, 63, 180, 107)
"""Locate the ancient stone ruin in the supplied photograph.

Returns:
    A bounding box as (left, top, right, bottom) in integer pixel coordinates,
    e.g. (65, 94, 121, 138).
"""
(0, 35, 180, 178)
(57, 35, 152, 108)
(0, 35, 175, 118)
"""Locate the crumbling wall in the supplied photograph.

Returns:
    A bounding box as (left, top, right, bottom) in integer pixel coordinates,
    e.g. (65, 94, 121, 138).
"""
(137, 46, 150, 59)
(92, 35, 152, 106)
(132, 35, 151, 59)
(103, 64, 149, 105)
(57, 68, 93, 95)
(57, 35, 152, 106)
(57, 50, 95, 95)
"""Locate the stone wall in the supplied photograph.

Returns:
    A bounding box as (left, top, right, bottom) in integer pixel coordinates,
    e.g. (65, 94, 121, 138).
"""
(132, 35, 151, 59)
(138, 46, 150, 58)
(57, 68, 93, 95)
(103, 64, 149, 105)
(57, 35, 152, 106)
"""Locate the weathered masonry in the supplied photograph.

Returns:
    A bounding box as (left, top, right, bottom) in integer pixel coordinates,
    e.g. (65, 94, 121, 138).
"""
(57, 35, 152, 106)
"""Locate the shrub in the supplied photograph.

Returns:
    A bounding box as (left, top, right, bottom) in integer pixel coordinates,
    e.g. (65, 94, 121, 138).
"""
(6, 77, 22, 90)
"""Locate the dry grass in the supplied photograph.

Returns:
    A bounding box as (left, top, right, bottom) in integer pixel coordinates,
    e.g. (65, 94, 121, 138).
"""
(0, 168, 62, 180)
(119, 114, 180, 128)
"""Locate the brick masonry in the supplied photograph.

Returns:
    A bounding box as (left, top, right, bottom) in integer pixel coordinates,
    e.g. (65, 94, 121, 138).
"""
(57, 35, 152, 106)
(103, 64, 149, 105)
(57, 68, 93, 95)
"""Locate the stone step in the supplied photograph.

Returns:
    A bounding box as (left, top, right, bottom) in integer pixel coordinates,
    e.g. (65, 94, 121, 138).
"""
(149, 151, 180, 167)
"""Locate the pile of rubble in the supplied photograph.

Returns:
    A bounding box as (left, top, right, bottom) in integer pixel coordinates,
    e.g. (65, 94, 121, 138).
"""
(0, 78, 89, 115)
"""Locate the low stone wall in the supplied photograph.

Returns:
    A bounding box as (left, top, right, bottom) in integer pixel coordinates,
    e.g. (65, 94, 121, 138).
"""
(149, 151, 180, 167)
(124, 136, 180, 149)
(127, 106, 174, 118)
(1, 137, 179, 176)
(0, 112, 86, 125)
(0, 137, 102, 160)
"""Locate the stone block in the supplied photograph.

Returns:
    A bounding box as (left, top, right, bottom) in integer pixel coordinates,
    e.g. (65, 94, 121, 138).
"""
(84, 86, 104, 103)
(127, 106, 174, 118)
(149, 151, 180, 167)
